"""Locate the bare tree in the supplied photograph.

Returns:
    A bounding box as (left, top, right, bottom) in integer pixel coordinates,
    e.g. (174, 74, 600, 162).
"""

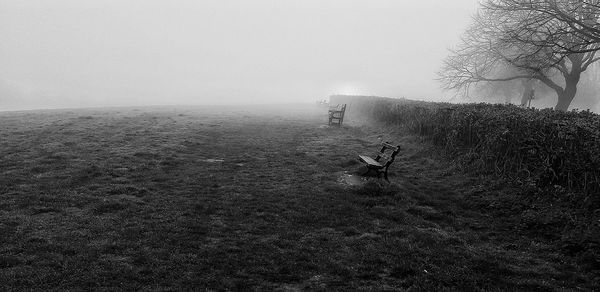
(486, 0, 600, 51)
(440, 0, 600, 111)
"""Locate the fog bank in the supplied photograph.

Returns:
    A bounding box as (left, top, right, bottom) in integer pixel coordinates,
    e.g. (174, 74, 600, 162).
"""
(0, 0, 478, 110)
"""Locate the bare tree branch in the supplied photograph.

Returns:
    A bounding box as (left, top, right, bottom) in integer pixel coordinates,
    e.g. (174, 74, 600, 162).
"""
(438, 0, 600, 110)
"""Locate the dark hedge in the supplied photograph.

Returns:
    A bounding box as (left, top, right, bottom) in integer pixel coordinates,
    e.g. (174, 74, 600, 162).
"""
(331, 95, 600, 200)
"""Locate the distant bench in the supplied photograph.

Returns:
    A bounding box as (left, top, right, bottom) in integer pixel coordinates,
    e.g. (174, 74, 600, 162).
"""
(328, 104, 346, 126)
(358, 142, 401, 181)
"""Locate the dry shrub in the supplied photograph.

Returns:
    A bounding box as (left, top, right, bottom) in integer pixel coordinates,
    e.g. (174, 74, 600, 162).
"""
(333, 95, 600, 205)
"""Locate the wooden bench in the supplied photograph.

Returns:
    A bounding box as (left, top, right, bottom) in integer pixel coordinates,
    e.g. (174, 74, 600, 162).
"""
(328, 104, 346, 126)
(358, 142, 401, 181)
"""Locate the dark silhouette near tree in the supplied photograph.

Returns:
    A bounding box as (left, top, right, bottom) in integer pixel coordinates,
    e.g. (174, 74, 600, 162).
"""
(520, 80, 536, 107)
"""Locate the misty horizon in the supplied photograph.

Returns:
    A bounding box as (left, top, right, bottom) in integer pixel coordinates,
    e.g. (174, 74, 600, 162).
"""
(0, 0, 479, 111)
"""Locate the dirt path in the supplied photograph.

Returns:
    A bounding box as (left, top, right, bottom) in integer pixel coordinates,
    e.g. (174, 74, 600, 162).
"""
(0, 105, 596, 290)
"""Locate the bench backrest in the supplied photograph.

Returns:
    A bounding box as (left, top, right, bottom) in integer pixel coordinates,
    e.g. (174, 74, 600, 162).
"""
(375, 142, 401, 167)
(329, 104, 346, 118)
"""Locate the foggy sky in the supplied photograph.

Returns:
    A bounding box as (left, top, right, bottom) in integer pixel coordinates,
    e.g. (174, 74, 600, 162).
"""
(0, 0, 478, 110)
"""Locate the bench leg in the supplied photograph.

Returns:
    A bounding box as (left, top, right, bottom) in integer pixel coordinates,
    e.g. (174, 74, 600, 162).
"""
(383, 166, 391, 183)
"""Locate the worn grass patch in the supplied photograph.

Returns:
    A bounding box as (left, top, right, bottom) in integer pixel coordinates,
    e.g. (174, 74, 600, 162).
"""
(0, 105, 597, 290)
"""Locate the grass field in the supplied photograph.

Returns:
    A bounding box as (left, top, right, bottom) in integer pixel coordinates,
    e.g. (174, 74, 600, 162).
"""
(0, 104, 598, 290)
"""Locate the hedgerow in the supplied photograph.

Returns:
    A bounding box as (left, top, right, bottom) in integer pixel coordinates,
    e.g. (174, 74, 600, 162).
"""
(332, 95, 600, 203)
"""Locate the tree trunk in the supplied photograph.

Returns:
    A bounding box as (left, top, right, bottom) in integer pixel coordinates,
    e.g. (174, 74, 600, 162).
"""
(554, 74, 580, 111)
(555, 88, 576, 111)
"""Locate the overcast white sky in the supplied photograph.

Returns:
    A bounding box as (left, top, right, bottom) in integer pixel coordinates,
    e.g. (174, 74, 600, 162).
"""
(0, 0, 479, 110)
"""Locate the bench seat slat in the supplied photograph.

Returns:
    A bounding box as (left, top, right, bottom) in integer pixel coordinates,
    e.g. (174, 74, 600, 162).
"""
(358, 155, 383, 168)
